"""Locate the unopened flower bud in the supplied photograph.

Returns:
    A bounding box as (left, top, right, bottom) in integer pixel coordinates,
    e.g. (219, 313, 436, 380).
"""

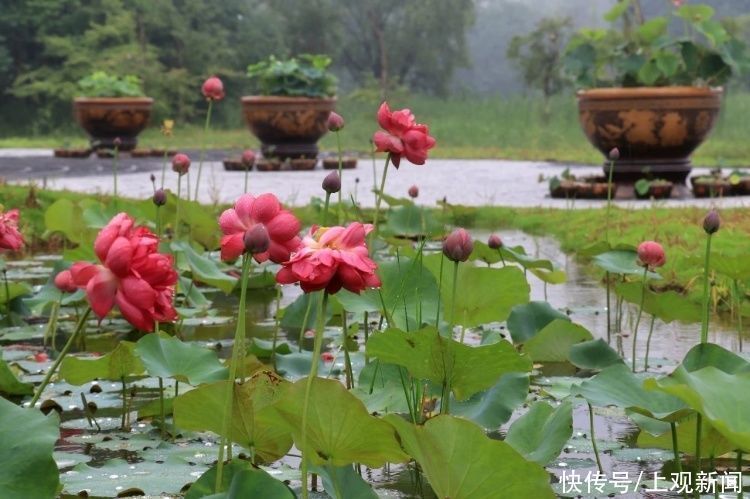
(408, 185, 419, 198)
(488, 234, 503, 249)
(443, 228, 474, 263)
(172, 153, 191, 175)
(244, 224, 270, 254)
(327, 111, 345, 132)
(201, 76, 225, 101)
(54, 270, 77, 293)
(153, 188, 167, 206)
(608, 147, 620, 160)
(703, 210, 720, 235)
(637, 241, 666, 268)
(113, 137, 122, 147)
(241, 149, 256, 166)
(322, 171, 341, 194)
(150, 173, 156, 184)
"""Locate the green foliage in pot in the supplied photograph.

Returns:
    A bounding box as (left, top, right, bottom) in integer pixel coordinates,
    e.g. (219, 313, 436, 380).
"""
(77, 71, 145, 97)
(246, 54, 337, 98)
(563, 1, 750, 88)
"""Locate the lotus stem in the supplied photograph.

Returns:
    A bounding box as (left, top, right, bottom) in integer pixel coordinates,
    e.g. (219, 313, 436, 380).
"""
(29, 307, 92, 408)
(243, 164, 249, 193)
(605, 271, 612, 344)
(43, 296, 61, 349)
(371, 154, 391, 239)
(738, 450, 744, 499)
(215, 254, 252, 492)
(120, 377, 127, 430)
(300, 292, 329, 499)
(695, 413, 703, 491)
(271, 287, 281, 371)
(2, 269, 10, 316)
(670, 422, 683, 473)
(735, 279, 744, 352)
(160, 150, 168, 189)
(112, 144, 119, 210)
(644, 314, 656, 371)
(323, 192, 331, 226)
(605, 158, 615, 243)
(701, 233, 713, 344)
(341, 311, 353, 389)
(588, 402, 604, 475)
(158, 376, 166, 440)
(194, 99, 213, 202)
(298, 297, 314, 353)
(336, 131, 344, 224)
(631, 267, 649, 372)
(174, 176, 182, 241)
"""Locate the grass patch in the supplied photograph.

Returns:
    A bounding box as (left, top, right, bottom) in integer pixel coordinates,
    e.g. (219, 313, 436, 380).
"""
(3, 93, 750, 165)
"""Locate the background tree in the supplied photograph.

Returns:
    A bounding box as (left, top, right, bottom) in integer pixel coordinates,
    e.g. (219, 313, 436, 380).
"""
(507, 17, 572, 121)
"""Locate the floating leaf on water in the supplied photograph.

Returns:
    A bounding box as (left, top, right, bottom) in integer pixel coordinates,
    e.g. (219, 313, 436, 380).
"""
(507, 301, 570, 344)
(135, 333, 228, 385)
(569, 338, 624, 370)
(450, 372, 530, 429)
(186, 459, 294, 499)
(521, 319, 593, 363)
(59, 341, 145, 385)
(386, 414, 555, 498)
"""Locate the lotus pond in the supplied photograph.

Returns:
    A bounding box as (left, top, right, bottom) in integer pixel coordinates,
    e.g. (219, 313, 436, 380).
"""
(2, 103, 749, 499)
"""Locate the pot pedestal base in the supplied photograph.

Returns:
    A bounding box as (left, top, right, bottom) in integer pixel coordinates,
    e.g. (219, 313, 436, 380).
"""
(90, 136, 138, 152)
(604, 159, 691, 185)
(261, 143, 319, 160)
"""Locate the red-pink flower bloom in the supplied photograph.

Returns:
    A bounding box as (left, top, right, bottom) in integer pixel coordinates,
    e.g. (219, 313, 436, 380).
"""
(276, 223, 381, 294)
(637, 241, 666, 268)
(241, 150, 256, 166)
(219, 193, 301, 263)
(54, 270, 77, 293)
(67, 213, 178, 332)
(202, 76, 225, 101)
(372, 102, 436, 168)
(443, 228, 474, 263)
(0, 209, 23, 251)
(327, 111, 345, 132)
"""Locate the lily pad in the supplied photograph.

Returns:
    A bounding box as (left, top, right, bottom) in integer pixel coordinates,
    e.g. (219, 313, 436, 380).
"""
(569, 339, 624, 370)
(450, 372, 530, 429)
(172, 241, 237, 294)
(522, 319, 593, 363)
(593, 250, 660, 278)
(186, 459, 294, 499)
(0, 357, 33, 396)
(385, 414, 555, 498)
(507, 301, 570, 344)
(59, 341, 145, 384)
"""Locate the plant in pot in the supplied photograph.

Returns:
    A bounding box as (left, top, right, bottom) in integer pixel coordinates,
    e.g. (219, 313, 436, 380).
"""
(242, 54, 337, 161)
(564, 1, 749, 184)
(73, 71, 154, 151)
(691, 168, 731, 198)
(634, 178, 674, 200)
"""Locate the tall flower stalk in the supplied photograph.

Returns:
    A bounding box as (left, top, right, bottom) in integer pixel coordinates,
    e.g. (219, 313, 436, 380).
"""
(112, 138, 121, 210)
(194, 76, 224, 202)
(632, 241, 665, 372)
(327, 112, 345, 223)
(171, 153, 191, 240)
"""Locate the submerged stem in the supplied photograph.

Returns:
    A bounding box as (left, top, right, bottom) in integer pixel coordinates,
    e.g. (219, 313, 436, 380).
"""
(588, 402, 604, 475)
(336, 131, 344, 224)
(644, 315, 656, 372)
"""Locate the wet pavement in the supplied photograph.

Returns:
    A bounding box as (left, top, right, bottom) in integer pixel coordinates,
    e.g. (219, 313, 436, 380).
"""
(2, 149, 749, 209)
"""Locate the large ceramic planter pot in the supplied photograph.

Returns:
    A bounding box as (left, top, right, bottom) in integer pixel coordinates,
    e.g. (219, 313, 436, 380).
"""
(241, 96, 336, 160)
(73, 97, 154, 151)
(577, 87, 722, 183)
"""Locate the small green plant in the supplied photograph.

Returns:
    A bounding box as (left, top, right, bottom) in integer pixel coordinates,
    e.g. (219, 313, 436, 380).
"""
(77, 71, 144, 97)
(563, 2, 749, 88)
(246, 54, 337, 98)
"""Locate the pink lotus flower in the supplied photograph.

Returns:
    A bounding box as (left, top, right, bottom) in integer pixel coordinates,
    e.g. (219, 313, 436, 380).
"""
(66, 213, 178, 332)
(201, 76, 225, 101)
(0, 209, 23, 251)
(54, 270, 77, 293)
(637, 241, 666, 269)
(219, 193, 301, 263)
(241, 150, 256, 166)
(276, 222, 381, 294)
(372, 102, 436, 168)
(327, 111, 345, 132)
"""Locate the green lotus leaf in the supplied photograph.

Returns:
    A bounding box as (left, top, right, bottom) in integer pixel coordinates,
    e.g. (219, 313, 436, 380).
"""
(366, 326, 532, 400)
(505, 400, 573, 465)
(385, 414, 555, 499)
(185, 460, 294, 499)
(310, 463, 378, 499)
(569, 338, 625, 370)
(522, 319, 593, 363)
(0, 357, 33, 396)
(172, 241, 237, 294)
(60, 341, 144, 384)
(135, 333, 227, 385)
(0, 398, 60, 499)
(593, 250, 660, 278)
(271, 377, 409, 468)
(451, 372, 530, 429)
(615, 281, 701, 324)
(507, 301, 570, 344)
(172, 371, 292, 463)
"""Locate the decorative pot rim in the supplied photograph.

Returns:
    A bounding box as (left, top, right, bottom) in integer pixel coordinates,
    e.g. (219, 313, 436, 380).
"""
(577, 86, 723, 100)
(74, 97, 154, 105)
(241, 95, 337, 104)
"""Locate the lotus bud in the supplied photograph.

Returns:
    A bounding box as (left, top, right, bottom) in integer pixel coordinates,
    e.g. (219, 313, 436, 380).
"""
(408, 185, 419, 198)
(201, 76, 225, 101)
(322, 171, 341, 194)
(172, 153, 191, 175)
(153, 188, 167, 206)
(703, 210, 720, 235)
(244, 224, 270, 254)
(327, 111, 345, 132)
(488, 234, 503, 249)
(608, 147, 620, 160)
(443, 228, 474, 263)
(54, 270, 77, 293)
(637, 241, 666, 268)
(113, 137, 122, 148)
(241, 149, 256, 166)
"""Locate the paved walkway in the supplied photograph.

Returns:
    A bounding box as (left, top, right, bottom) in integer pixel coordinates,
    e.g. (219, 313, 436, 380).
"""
(1, 149, 748, 209)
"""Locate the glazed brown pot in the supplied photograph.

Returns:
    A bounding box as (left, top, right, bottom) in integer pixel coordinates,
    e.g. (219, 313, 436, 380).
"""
(577, 87, 722, 183)
(73, 97, 154, 151)
(241, 96, 336, 160)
